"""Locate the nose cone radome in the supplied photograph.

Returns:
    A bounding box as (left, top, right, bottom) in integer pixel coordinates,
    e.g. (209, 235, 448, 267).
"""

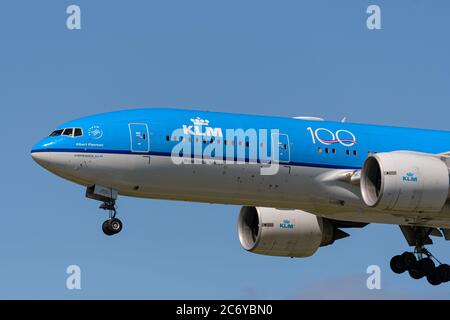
(31, 139, 55, 170)
(31, 151, 53, 169)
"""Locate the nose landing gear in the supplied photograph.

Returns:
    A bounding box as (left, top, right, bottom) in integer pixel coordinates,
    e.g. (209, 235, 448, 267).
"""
(100, 200, 123, 236)
(86, 185, 123, 236)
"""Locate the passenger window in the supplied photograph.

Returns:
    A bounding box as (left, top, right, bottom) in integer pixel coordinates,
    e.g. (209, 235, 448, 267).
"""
(63, 128, 74, 136)
(49, 129, 63, 137)
(74, 128, 83, 137)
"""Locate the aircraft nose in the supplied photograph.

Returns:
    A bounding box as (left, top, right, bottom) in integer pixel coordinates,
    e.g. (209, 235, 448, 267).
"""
(31, 139, 54, 169)
(31, 151, 53, 168)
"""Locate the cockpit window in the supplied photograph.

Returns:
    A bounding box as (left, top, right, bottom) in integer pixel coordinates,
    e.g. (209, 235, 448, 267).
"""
(63, 128, 74, 136)
(49, 127, 83, 138)
(49, 129, 64, 137)
(74, 128, 83, 137)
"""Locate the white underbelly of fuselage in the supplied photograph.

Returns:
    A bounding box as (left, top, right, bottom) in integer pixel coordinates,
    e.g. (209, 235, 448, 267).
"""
(44, 152, 450, 228)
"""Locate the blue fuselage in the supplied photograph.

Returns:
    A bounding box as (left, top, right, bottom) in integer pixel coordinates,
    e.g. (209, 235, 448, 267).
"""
(31, 108, 450, 170)
(30, 108, 450, 228)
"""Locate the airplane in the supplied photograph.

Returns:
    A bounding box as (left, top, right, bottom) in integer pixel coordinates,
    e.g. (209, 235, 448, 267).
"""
(31, 108, 450, 286)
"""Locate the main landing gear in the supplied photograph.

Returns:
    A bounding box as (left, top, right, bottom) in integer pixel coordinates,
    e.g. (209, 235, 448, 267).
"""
(390, 226, 450, 286)
(390, 248, 450, 285)
(86, 185, 123, 236)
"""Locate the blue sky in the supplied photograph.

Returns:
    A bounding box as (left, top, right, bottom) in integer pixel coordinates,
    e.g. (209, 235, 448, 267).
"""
(1, 0, 450, 299)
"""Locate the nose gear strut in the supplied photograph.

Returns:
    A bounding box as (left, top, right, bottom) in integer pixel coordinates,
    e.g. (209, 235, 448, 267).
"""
(86, 185, 123, 236)
(99, 199, 123, 236)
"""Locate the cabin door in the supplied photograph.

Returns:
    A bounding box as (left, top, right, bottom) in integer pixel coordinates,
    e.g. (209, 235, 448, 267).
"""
(129, 123, 150, 153)
(271, 133, 290, 163)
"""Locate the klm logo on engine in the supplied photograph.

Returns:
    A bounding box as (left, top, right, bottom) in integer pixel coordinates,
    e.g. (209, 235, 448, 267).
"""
(182, 117, 223, 137)
(402, 172, 418, 182)
(280, 219, 294, 229)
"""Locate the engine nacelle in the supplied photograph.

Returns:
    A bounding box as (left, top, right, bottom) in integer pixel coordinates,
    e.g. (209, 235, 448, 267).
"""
(237, 207, 342, 258)
(360, 152, 449, 213)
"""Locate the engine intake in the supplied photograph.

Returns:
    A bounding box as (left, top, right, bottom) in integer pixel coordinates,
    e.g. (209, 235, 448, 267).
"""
(361, 152, 449, 213)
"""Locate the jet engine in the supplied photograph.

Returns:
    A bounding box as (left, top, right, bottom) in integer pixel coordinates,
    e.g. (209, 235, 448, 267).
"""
(360, 152, 450, 213)
(237, 207, 349, 258)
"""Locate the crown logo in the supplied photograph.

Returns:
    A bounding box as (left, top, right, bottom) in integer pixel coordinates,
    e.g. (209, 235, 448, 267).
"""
(190, 117, 210, 126)
(406, 172, 414, 177)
